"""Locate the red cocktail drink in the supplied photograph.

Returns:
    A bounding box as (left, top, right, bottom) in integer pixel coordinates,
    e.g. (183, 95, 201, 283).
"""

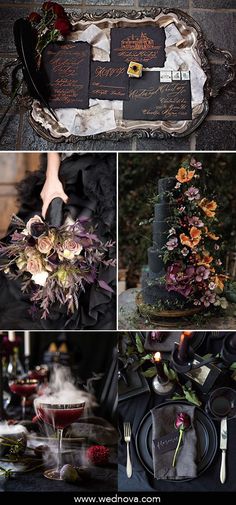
(37, 403, 85, 429)
(34, 400, 85, 481)
(9, 379, 39, 420)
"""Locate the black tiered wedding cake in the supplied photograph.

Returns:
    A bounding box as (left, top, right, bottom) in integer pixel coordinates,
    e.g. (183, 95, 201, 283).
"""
(141, 177, 181, 305)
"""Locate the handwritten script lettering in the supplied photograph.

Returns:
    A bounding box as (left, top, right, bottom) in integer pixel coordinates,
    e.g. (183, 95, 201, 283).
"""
(111, 27, 166, 67)
(42, 42, 90, 109)
(123, 71, 192, 121)
(89, 62, 129, 101)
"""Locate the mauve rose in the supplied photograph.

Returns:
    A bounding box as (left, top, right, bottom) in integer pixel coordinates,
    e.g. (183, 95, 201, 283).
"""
(37, 236, 53, 255)
(175, 412, 191, 430)
(63, 239, 82, 255)
(27, 256, 43, 275)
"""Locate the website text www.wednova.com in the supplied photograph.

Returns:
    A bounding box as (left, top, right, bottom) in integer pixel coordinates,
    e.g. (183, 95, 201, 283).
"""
(74, 496, 161, 504)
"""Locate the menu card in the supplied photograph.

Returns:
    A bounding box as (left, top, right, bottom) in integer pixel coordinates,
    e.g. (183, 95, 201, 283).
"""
(89, 62, 129, 100)
(110, 26, 166, 67)
(42, 42, 91, 109)
(123, 71, 192, 121)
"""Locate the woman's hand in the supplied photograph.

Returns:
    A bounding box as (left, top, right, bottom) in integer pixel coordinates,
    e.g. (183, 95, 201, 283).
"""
(40, 153, 68, 218)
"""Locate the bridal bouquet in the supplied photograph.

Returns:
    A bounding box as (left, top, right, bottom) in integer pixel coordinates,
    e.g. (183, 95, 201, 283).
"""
(0, 215, 116, 319)
(161, 159, 228, 310)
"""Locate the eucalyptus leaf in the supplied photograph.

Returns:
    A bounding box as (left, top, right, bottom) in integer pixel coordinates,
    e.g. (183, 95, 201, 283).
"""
(135, 333, 144, 353)
(230, 362, 236, 370)
(142, 367, 156, 378)
(164, 363, 177, 381)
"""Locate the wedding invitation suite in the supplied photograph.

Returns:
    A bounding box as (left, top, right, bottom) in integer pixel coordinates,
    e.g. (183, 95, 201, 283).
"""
(89, 62, 129, 100)
(110, 26, 166, 67)
(42, 42, 91, 109)
(123, 71, 192, 121)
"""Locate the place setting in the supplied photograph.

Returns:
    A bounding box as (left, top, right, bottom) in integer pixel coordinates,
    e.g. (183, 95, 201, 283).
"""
(0, 331, 117, 491)
(118, 330, 236, 491)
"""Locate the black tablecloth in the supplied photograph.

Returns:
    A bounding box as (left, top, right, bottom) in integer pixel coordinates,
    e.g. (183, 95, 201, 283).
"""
(118, 333, 236, 492)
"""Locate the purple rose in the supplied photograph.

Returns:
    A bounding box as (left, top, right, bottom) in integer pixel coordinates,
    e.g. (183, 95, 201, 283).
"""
(175, 412, 191, 430)
(195, 266, 210, 282)
(185, 186, 200, 201)
(172, 412, 191, 467)
(166, 236, 178, 251)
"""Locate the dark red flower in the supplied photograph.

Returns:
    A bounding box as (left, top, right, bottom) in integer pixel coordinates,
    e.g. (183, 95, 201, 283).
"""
(54, 17, 71, 36)
(175, 412, 191, 430)
(52, 3, 65, 17)
(86, 445, 110, 466)
(28, 12, 42, 24)
(42, 1, 54, 11)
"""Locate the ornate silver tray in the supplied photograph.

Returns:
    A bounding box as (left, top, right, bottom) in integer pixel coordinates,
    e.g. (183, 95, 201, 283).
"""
(23, 8, 235, 142)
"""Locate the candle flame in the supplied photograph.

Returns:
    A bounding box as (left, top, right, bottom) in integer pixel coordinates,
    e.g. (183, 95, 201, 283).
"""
(154, 351, 161, 362)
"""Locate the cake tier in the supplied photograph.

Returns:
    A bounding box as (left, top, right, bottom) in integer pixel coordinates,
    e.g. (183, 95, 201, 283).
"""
(153, 220, 170, 248)
(141, 271, 183, 305)
(158, 177, 176, 202)
(148, 246, 164, 274)
(154, 203, 175, 221)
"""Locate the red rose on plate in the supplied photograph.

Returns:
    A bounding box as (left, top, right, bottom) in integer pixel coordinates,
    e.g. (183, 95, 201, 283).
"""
(52, 3, 66, 17)
(54, 17, 71, 36)
(28, 12, 42, 23)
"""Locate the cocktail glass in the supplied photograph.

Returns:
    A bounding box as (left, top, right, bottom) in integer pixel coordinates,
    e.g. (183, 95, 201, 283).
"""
(35, 400, 85, 480)
(9, 378, 39, 420)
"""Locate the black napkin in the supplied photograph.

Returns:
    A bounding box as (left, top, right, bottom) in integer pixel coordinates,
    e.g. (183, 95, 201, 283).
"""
(151, 404, 197, 480)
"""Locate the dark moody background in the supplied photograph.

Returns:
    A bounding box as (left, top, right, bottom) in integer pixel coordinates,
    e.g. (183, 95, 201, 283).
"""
(119, 152, 236, 287)
(0, 0, 235, 151)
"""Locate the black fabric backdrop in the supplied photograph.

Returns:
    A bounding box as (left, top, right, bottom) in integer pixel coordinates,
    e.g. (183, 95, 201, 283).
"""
(118, 332, 236, 492)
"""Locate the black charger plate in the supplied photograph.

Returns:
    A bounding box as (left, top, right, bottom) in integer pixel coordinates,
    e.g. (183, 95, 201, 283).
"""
(135, 400, 217, 481)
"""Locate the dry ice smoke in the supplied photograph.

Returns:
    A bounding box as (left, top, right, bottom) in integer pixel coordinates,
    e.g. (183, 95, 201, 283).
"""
(35, 364, 96, 408)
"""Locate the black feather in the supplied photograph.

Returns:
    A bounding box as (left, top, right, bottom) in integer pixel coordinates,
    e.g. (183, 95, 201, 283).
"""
(13, 18, 57, 121)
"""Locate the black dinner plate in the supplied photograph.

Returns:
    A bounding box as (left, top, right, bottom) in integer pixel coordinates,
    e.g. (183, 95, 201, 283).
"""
(135, 400, 217, 481)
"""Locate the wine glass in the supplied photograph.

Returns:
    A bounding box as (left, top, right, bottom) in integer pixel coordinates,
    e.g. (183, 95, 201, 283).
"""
(35, 400, 85, 480)
(9, 378, 39, 420)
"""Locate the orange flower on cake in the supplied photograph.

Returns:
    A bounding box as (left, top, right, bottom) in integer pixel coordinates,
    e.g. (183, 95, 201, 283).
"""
(180, 227, 201, 249)
(199, 198, 217, 218)
(176, 167, 195, 184)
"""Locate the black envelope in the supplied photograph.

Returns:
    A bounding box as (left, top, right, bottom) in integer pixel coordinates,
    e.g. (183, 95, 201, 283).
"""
(123, 71, 192, 121)
(89, 61, 129, 100)
(111, 26, 166, 67)
(41, 42, 91, 109)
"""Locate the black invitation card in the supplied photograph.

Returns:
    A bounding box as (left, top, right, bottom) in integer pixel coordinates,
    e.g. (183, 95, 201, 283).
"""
(110, 26, 166, 67)
(89, 62, 129, 100)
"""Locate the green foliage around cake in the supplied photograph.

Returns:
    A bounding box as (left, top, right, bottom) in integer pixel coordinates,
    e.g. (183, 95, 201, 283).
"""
(119, 153, 236, 288)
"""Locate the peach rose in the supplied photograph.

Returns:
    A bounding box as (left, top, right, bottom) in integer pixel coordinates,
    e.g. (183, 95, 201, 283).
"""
(26, 256, 43, 275)
(37, 235, 53, 255)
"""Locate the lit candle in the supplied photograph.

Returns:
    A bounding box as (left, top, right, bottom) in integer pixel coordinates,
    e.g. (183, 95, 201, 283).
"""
(153, 352, 167, 382)
(178, 331, 192, 363)
(229, 333, 236, 351)
(8, 331, 15, 342)
(24, 331, 30, 357)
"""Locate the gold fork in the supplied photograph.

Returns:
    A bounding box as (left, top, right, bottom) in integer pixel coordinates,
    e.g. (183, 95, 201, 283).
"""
(124, 422, 132, 478)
